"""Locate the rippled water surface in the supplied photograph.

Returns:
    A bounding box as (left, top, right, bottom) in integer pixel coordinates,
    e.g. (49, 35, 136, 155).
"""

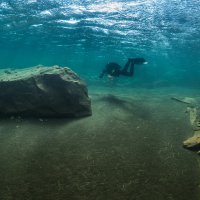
(0, 0, 200, 78)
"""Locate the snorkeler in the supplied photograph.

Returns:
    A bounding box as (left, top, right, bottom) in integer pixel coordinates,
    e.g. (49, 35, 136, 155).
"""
(99, 58, 147, 79)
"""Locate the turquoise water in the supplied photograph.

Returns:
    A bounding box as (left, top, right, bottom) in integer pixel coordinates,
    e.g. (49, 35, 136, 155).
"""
(0, 1, 200, 200)
(0, 0, 200, 87)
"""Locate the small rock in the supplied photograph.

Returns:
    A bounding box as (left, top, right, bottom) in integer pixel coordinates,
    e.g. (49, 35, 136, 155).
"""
(4, 70, 12, 74)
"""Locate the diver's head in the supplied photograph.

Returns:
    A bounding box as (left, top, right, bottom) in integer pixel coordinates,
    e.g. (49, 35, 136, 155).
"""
(134, 58, 148, 65)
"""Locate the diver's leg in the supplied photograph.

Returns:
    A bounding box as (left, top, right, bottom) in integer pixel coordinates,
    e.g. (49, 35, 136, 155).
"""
(120, 59, 134, 76)
(122, 59, 131, 73)
(129, 61, 134, 76)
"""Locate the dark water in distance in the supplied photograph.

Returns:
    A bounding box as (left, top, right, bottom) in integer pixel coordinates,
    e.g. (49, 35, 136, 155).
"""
(0, 0, 200, 87)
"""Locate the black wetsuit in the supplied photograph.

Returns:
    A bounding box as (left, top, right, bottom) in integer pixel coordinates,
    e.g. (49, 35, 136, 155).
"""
(99, 58, 146, 78)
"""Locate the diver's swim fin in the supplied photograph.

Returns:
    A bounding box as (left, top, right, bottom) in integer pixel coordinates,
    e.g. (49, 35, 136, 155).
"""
(133, 58, 147, 64)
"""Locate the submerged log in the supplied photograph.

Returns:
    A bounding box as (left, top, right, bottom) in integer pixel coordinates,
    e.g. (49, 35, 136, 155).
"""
(0, 65, 92, 118)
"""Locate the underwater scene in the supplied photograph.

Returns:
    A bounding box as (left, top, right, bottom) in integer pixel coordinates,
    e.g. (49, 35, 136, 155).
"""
(0, 0, 200, 199)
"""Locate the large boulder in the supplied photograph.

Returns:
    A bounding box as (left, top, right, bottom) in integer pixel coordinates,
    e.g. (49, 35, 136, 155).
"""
(0, 65, 92, 118)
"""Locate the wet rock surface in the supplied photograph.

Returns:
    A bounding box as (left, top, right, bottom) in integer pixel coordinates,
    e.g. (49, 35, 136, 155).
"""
(172, 96, 200, 154)
(183, 131, 200, 153)
(183, 108, 200, 154)
(0, 65, 92, 118)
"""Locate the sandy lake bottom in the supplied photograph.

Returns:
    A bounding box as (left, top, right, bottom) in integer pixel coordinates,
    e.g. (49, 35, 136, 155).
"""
(0, 86, 200, 200)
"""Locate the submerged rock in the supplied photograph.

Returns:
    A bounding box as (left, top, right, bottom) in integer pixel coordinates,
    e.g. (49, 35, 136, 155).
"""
(183, 131, 200, 152)
(172, 96, 200, 154)
(183, 107, 200, 153)
(0, 65, 92, 118)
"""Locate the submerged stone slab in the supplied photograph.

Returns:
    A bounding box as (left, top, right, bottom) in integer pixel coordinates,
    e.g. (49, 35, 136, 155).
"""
(0, 65, 92, 118)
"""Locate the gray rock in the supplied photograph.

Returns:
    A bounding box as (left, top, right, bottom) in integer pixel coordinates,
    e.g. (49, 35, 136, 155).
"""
(0, 65, 92, 118)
